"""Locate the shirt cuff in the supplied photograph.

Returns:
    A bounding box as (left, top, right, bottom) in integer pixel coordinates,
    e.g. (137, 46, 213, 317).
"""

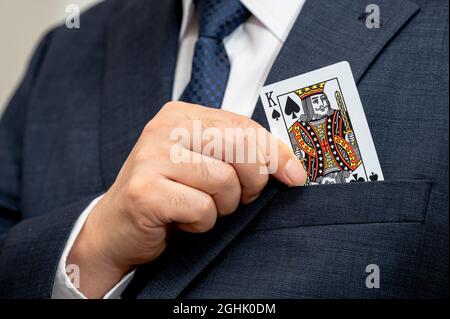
(51, 195, 135, 299)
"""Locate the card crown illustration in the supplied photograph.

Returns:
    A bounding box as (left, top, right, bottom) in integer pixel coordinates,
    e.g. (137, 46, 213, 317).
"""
(295, 82, 326, 100)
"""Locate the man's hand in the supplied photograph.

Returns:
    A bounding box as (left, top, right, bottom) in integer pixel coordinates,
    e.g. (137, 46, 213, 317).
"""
(67, 101, 306, 298)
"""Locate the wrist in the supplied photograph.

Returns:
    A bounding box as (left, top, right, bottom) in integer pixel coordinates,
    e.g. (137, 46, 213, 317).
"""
(67, 199, 130, 298)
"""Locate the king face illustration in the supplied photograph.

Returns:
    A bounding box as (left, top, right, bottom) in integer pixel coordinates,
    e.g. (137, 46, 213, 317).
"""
(288, 81, 362, 184)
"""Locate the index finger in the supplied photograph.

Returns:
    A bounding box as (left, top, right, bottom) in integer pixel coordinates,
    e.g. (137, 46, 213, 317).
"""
(174, 102, 307, 187)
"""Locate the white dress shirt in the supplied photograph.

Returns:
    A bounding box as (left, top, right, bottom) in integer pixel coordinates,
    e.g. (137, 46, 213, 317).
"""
(51, 0, 304, 299)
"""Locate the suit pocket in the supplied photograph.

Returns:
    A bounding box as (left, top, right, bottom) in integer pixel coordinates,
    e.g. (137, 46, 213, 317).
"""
(252, 180, 432, 230)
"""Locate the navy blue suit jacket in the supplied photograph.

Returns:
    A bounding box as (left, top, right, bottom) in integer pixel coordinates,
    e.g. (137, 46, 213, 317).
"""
(0, 0, 448, 298)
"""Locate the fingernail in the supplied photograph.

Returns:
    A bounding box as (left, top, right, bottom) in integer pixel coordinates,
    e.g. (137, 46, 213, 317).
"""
(284, 159, 306, 186)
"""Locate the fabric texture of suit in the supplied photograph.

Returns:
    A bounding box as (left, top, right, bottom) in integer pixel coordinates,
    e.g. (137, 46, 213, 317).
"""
(0, 0, 448, 298)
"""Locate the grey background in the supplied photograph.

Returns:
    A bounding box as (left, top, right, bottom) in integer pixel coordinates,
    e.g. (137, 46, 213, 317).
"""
(0, 0, 101, 116)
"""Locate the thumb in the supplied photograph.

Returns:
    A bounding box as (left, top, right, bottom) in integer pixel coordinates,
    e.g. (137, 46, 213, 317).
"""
(270, 139, 307, 187)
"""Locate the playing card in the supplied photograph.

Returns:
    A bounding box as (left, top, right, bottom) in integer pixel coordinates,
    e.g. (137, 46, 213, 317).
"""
(260, 61, 383, 185)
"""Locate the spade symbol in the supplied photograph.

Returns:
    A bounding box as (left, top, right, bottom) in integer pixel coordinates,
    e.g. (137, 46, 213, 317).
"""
(272, 109, 281, 121)
(369, 172, 379, 181)
(284, 96, 300, 120)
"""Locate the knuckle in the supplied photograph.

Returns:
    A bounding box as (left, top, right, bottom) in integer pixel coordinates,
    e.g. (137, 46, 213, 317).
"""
(125, 174, 148, 201)
(199, 195, 216, 217)
(135, 150, 166, 167)
(190, 161, 208, 178)
(217, 166, 238, 189)
(200, 116, 219, 130)
(230, 114, 250, 129)
(144, 102, 184, 133)
(162, 100, 179, 111)
(230, 114, 260, 131)
(189, 196, 217, 233)
(143, 120, 156, 134)
(133, 148, 151, 162)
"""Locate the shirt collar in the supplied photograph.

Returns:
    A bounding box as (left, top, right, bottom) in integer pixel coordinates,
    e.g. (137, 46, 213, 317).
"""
(179, 0, 305, 43)
(180, 0, 195, 40)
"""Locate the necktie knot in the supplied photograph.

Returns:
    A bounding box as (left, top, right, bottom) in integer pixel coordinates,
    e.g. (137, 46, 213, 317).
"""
(195, 0, 250, 40)
(180, 0, 250, 108)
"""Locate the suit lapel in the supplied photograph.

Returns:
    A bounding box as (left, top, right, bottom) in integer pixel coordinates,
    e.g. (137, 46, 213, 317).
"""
(251, 0, 419, 129)
(100, 0, 181, 188)
(115, 0, 419, 298)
